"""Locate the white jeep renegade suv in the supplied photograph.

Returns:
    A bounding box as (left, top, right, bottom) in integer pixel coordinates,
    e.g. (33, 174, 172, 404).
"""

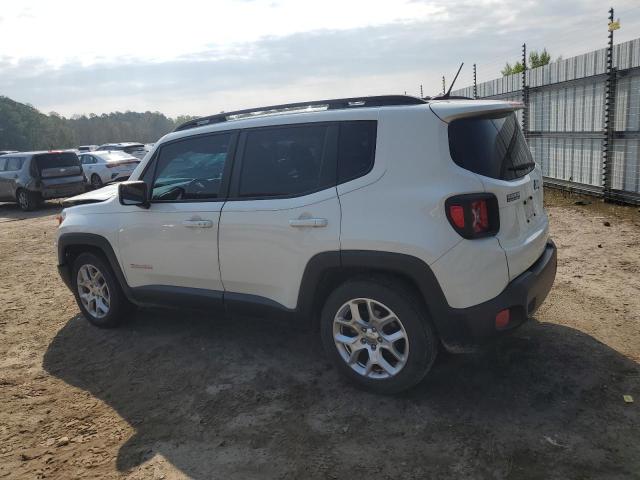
(56, 95, 556, 393)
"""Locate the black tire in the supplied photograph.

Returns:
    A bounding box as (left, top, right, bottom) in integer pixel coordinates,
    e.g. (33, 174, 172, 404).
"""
(90, 174, 103, 189)
(320, 278, 438, 394)
(72, 252, 133, 328)
(16, 189, 40, 211)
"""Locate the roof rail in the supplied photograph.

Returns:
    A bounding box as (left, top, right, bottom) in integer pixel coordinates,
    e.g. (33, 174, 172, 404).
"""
(174, 95, 427, 132)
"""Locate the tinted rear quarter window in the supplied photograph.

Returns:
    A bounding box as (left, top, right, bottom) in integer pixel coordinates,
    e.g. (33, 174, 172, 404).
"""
(338, 121, 377, 183)
(448, 112, 535, 180)
(238, 125, 332, 198)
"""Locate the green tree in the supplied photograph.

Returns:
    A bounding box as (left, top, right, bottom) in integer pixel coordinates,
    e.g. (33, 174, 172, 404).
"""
(0, 95, 198, 151)
(502, 49, 554, 76)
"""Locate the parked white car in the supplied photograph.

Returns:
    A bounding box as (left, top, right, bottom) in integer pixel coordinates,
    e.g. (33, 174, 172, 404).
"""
(56, 95, 556, 393)
(79, 151, 140, 189)
(77, 145, 99, 153)
(97, 142, 148, 160)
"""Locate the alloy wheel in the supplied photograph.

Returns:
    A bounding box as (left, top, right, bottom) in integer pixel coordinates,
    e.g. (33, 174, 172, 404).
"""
(332, 298, 409, 379)
(76, 264, 110, 318)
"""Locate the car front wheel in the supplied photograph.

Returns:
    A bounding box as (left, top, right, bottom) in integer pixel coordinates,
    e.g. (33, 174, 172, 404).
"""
(72, 252, 132, 328)
(320, 278, 438, 394)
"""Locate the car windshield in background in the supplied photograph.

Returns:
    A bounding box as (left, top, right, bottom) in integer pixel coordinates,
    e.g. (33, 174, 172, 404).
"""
(99, 151, 137, 162)
(34, 152, 79, 169)
(448, 112, 535, 180)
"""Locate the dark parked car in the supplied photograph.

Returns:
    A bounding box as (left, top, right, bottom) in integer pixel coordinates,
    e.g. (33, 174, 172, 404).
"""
(0, 151, 86, 210)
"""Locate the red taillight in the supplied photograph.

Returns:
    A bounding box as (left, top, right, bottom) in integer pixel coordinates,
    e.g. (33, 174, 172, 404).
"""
(445, 193, 499, 239)
(471, 200, 489, 233)
(449, 205, 465, 229)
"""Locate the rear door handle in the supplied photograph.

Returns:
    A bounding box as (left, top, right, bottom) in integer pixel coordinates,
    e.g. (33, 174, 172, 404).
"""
(289, 218, 328, 228)
(182, 219, 213, 228)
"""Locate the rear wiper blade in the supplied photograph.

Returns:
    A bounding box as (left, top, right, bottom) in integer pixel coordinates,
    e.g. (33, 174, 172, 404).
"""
(508, 162, 536, 171)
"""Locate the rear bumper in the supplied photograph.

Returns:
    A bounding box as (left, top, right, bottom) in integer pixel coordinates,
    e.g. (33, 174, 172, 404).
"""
(437, 239, 557, 351)
(41, 182, 87, 199)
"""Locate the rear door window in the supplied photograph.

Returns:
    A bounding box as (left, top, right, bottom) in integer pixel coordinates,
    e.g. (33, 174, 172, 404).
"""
(238, 124, 333, 198)
(448, 112, 535, 180)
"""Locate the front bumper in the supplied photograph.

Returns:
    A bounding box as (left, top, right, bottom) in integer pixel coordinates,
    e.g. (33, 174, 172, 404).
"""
(58, 264, 73, 290)
(437, 240, 557, 351)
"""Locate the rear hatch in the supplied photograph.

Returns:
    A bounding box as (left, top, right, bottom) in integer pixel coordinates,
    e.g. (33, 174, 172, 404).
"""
(34, 152, 84, 187)
(123, 144, 148, 160)
(431, 100, 548, 280)
(102, 151, 140, 174)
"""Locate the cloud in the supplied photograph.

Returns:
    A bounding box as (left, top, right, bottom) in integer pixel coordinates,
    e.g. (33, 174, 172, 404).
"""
(1, 0, 639, 116)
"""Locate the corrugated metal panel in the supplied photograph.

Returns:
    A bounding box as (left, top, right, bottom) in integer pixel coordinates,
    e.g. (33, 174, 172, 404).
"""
(449, 38, 639, 202)
(614, 71, 640, 131)
(611, 139, 640, 193)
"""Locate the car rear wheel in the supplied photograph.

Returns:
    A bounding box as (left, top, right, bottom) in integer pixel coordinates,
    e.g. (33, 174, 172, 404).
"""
(16, 189, 40, 211)
(72, 252, 132, 328)
(90, 174, 103, 189)
(320, 278, 438, 394)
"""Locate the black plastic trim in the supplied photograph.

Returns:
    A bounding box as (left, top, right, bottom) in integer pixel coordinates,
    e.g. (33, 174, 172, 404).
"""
(132, 285, 223, 310)
(57, 233, 136, 303)
(57, 235, 556, 351)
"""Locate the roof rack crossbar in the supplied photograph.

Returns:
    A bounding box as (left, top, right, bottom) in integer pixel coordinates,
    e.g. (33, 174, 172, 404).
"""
(174, 95, 426, 132)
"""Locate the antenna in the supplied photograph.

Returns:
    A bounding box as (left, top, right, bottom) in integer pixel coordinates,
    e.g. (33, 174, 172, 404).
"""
(443, 62, 464, 98)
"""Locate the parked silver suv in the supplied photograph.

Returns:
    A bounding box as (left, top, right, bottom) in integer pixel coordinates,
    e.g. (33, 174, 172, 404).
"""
(0, 151, 86, 210)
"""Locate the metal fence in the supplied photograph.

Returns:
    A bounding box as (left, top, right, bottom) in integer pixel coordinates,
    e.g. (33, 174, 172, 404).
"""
(452, 37, 640, 204)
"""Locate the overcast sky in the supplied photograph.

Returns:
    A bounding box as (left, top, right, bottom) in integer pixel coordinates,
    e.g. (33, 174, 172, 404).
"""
(1, 0, 639, 117)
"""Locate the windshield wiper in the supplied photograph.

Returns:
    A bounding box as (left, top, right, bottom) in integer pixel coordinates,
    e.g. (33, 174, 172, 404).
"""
(508, 162, 536, 171)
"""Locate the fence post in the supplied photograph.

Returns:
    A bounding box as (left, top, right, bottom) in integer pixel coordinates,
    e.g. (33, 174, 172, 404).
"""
(521, 43, 529, 141)
(473, 64, 478, 99)
(602, 7, 617, 200)
(442, 76, 446, 94)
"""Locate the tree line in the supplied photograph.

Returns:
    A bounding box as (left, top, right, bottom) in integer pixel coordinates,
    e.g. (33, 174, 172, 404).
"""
(0, 95, 196, 151)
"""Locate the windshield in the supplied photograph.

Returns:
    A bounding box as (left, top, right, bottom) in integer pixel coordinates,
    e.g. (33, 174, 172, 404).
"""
(448, 112, 535, 180)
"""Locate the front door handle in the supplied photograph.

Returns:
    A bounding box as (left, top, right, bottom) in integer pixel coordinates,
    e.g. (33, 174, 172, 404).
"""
(182, 219, 213, 228)
(289, 218, 328, 228)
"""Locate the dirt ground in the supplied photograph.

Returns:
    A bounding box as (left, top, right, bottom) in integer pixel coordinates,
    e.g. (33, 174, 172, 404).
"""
(0, 189, 639, 480)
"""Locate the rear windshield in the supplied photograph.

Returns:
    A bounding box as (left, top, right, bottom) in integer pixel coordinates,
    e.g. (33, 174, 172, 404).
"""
(123, 144, 145, 153)
(34, 152, 80, 169)
(448, 112, 535, 180)
(99, 151, 137, 162)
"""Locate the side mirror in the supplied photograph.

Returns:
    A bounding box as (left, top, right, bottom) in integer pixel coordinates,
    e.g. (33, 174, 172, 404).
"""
(119, 181, 149, 208)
